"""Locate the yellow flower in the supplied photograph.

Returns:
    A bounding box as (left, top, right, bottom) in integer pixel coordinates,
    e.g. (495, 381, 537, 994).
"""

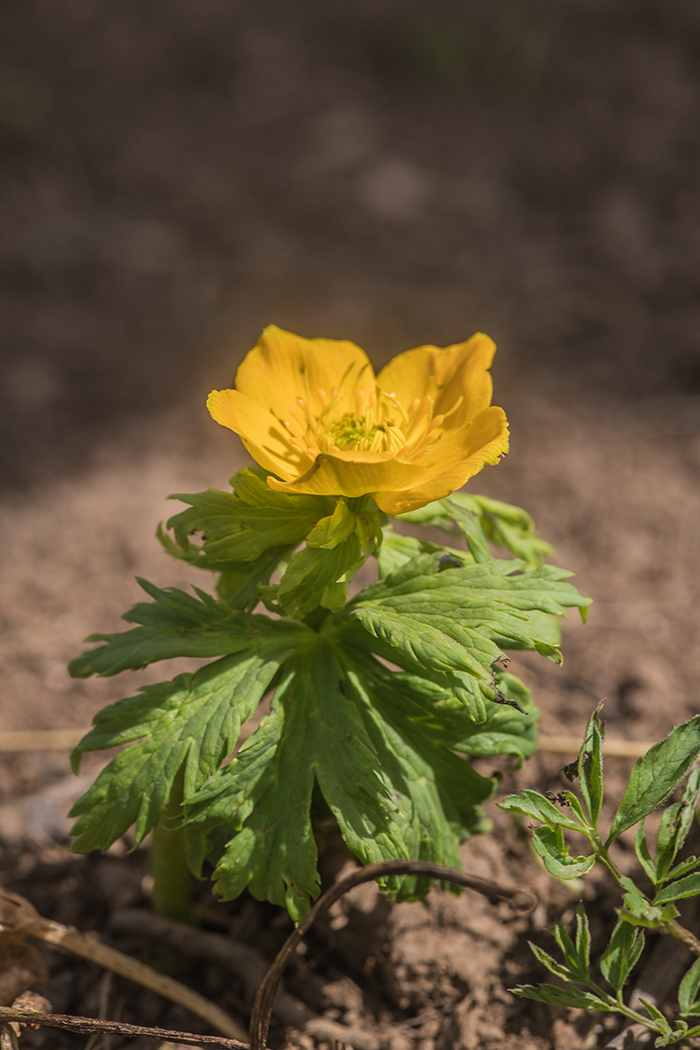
(207, 325, 509, 515)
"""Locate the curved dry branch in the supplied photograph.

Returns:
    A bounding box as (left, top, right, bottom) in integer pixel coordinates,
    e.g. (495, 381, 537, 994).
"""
(249, 858, 534, 1050)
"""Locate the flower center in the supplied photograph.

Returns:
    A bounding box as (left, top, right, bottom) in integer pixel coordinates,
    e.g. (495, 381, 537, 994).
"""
(280, 381, 462, 462)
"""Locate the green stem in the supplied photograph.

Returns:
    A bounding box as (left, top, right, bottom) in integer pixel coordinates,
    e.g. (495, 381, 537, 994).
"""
(150, 767, 194, 924)
(596, 844, 700, 956)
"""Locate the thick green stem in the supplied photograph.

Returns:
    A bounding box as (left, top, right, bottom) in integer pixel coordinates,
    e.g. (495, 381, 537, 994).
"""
(150, 768, 194, 924)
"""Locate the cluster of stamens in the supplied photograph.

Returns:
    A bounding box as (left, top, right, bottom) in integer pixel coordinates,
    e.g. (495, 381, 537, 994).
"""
(280, 366, 463, 463)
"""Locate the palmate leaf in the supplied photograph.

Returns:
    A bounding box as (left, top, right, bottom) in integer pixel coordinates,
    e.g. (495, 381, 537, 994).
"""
(163, 468, 330, 567)
(348, 659, 539, 766)
(184, 637, 500, 918)
(266, 534, 367, 616)
(68, 578, 307, 677)
(343, 653, 497, 899)
(343, 551, 589, 722)
(69, 625, 304, 852)
(377, 525, 470, 578)
(396, 492, 553, 568)
(186, 641, 410, 920)
(260, 500, 381, 617)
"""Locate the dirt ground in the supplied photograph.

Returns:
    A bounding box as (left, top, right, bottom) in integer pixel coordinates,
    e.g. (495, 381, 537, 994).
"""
(1, 1, 700, 1048)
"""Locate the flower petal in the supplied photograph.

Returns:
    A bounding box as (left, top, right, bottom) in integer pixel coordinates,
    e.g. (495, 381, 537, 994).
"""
(267, 449, 428, 503)
(236, 325, 375, 421)
(374, 406, 509, 514)
(377, 333, 497, 425)
(207, 388, 313, 481)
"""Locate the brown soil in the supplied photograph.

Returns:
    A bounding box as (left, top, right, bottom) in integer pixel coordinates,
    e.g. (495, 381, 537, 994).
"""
(1, 1, 700, 1047)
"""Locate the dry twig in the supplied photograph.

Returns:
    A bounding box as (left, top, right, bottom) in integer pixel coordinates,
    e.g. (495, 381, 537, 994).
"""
(249, 858, 533, 1050)
(0, 891, 246, 1041)
(0, 1008, 253, 1049)
(110, 910, 382, 1050)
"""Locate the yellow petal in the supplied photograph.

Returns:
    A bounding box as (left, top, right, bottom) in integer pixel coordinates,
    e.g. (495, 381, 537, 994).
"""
(207, 388, 313, 481)
(267, 449, 428, 503)
(236, 325, 375, 422)
(377, 333, 496, 426)
(375, 407, 509, 514)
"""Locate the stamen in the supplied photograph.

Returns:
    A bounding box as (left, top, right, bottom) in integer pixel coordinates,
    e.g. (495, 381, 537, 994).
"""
(337, 361, 357, 392)
(410, 428, 443, 457)
(405, 396, 434, 441)
(381, 391, 409, 427)
(288, 405, 308, 432)
(442, 395, 463, 420)
(386, 425, 408, 453)
(318, 396, 342, 421)
(284, 417, 306, 443)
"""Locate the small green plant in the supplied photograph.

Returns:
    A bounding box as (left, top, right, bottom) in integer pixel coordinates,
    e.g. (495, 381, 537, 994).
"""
(501, 704, 700, 1046)
(67, 326, 589, 923)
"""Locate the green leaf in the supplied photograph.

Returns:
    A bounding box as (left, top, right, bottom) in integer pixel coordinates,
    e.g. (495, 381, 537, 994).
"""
(551, 919, 587, 980)
(304, 498, 357, 548)
(215, 546, 295, 610)
(532, 825, 595, 880)
(639, 999, 672, 1035)
(655, 1022, 690, 1047)
(575, 903, 592, 975)
(618, 876, 670, 928)
(528, 942, 580, 984)
(655, 767, 700, 884)
(345, 552, 589, 722)
(663, 856, 700, 883)
(272, 533, 368, 616)
(186, 641, 412, 919)
(608, 718, 700, 842)
(439, 495, 491, 563)
(679, 957, 700, 1017)
(342, 653, 538, 770)
(449, 671, 539, 764)
(498, 789, 585, 833)
(512, 984, 610, 1010)
(194, 685, 320, 923)
(69, 579, 306, 678)
(377, 526, 469, 578)
(342, 653, 497, 899)
(600, 919, 645, 992)
(635, 822, 657, 884)
(653, 873, 700, 905)
(396, 492, 555, 568)
(163, 469, 329, 565)
(579, 701, 605, 827)
(69, 631, 299, 852)
(451, 493, 555, 568)
(185, 638, 501, 916)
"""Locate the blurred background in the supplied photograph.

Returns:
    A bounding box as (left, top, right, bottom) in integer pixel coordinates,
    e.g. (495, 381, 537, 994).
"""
(1, 0, 699, 770)
(1, 0, 699, 488)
